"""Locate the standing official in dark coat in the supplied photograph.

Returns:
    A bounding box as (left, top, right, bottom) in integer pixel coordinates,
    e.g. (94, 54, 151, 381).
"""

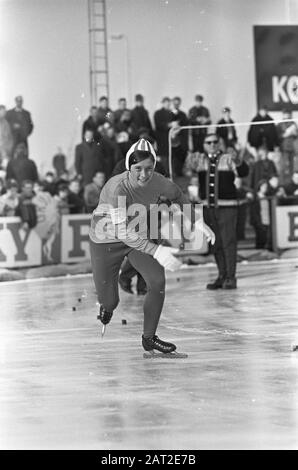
(6, 143, 38, 188)
(75, 129, 105, 185)
(216, 107, 237, 148)
(6, 96, 34, 150)
(154, 97, 174, 172)
(185, 134, 249, 289)
(130, 94, 154, 142)
(188, 95, 211, 153)
(171, 97, 189, 177)
(82, 106, 99, 141)
(247, 106, 278, 152)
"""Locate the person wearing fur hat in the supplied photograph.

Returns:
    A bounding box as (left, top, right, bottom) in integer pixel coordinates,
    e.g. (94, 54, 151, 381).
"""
(89, 138, 215, 356)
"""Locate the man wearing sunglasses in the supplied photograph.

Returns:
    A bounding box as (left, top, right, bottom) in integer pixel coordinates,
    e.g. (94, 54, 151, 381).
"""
(187, 134, 249, 289)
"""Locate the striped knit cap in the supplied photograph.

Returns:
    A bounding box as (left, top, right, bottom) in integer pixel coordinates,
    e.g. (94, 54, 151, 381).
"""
(125, 138, 157, 170)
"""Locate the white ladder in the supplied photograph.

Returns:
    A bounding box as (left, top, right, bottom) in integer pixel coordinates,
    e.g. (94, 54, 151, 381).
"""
(88, 0, 109, 105)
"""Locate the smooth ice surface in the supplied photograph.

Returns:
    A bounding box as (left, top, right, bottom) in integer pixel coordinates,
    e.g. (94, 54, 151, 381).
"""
(1, 260, 298, 449)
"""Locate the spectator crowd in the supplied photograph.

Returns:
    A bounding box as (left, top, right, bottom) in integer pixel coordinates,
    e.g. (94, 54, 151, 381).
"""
(1, 93, 298, 251)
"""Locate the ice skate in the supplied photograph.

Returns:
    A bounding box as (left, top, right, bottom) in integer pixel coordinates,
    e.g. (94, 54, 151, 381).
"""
(142, 335, 188, 359)
(97, 304, 113, 337)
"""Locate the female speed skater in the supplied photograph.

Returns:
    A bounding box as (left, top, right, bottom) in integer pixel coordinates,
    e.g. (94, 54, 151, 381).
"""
(89, 138, 215, 357)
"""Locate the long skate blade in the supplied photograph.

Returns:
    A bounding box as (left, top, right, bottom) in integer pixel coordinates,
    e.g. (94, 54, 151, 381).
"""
(143, 350, 188, 359)
(101, 325, 106, 338)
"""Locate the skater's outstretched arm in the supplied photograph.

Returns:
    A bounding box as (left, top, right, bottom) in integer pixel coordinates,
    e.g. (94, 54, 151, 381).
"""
(157, 174, 215, 245)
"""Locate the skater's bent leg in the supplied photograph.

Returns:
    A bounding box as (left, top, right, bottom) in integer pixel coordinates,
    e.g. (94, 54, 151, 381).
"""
(120, 258, 138, 280)
(136, 273, 147, 293)
(128, 249, 165, 337)
(89, 240, 127, 312)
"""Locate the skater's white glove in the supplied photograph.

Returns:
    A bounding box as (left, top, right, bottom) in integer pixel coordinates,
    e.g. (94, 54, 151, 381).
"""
(153, 245, 182, 271)
(197, 220, 216, 245)
(110, 207, 126, 224)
